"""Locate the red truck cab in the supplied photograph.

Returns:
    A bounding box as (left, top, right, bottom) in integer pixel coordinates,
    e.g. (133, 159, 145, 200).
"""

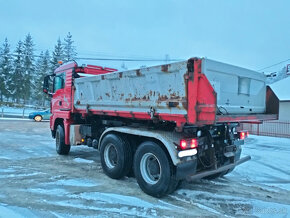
(44, 61, 117, 145)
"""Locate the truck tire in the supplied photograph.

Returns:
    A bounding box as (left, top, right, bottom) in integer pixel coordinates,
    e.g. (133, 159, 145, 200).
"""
(100, 133, 132, 179)
(134, 141, 179, 198)
(56, 125, 70, 155)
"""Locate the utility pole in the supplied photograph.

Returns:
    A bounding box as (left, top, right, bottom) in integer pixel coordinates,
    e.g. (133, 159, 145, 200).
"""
(165, 54, 169, 64)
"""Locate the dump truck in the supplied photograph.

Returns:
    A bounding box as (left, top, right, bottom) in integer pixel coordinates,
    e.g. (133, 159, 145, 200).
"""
(43, 57, 277, 197)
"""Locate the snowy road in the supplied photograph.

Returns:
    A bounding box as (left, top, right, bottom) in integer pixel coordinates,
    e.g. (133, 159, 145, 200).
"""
(0, 119, 289, 217)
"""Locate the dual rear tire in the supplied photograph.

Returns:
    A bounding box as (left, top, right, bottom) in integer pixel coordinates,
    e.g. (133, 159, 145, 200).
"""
(100, 134, 179, 197)
(55, 129, 179, 197)
(133, 141, 179, 197)
(100, 134, 132, 179)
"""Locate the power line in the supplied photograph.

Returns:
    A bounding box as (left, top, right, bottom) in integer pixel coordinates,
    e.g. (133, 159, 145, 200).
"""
(76, 49, 172, 61)
(257, 58, 290, 71)
(0, 53, 183, 62)
(74, 57, 183, 62)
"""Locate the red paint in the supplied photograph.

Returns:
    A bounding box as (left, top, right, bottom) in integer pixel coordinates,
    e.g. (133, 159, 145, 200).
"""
(75, 65, 117, 75)
(186, 58, 216, 127)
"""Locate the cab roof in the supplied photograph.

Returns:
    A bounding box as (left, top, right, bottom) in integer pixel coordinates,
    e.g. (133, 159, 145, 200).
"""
(54, 61, 118, 74)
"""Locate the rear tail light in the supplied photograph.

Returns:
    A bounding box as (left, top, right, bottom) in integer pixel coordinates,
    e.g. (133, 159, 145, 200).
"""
(190, 139, 198, 148)
(240, 132, 245, 140)
(179, 138, 198, 150)
(180, 139, 187, 150)
(238, 131, 249, 140)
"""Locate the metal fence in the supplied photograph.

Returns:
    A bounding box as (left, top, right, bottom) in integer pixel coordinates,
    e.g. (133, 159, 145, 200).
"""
(241, 120, 290, 138)
(1, 107, 27, 118)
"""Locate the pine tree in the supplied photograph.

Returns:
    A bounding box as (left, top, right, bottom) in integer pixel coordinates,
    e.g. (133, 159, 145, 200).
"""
(34, 51, 44, 102)
(0, 38, 13, 102)
(8, 41, 24, 103)
(63, 32, 77, 62)
(22, 33, 35, 103)
(34, 50, 50, 105)
(51, 38, 64, 73)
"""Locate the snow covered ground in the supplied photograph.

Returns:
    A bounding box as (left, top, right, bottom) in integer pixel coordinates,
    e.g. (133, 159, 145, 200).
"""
(0, 119, 289, 217)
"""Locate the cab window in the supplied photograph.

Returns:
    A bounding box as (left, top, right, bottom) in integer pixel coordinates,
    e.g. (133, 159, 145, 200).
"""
(53, 73, 65, 92)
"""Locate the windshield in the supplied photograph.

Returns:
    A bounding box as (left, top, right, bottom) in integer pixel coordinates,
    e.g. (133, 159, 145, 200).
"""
(53, 73, 65, 92)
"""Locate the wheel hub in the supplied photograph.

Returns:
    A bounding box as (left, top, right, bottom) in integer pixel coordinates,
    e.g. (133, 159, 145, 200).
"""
(104, 143, 118, 169)
(140, 153, 161, 185)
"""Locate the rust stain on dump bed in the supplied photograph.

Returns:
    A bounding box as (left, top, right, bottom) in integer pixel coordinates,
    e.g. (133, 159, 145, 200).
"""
(170, 92, 181, 100)
(182, 99, 188, 110)
(158, 95, 169, 101)
(161, 64, 170, 72)
(136, 69, 142, 76)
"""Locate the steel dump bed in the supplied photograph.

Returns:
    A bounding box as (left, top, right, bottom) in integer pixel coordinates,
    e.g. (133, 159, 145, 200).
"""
(73, 58, 276, 128)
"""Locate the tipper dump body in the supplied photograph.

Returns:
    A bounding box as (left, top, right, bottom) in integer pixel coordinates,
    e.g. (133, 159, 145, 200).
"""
(74, 58, 274, 128)
(44, 57, 277, 197)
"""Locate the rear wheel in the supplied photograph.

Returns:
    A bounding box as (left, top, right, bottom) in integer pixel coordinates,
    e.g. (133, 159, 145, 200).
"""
(134, 141, 179, 198)
(34, 115, 42, 122)
(100, 133, 132, 179)
(56, 125, 70, 155)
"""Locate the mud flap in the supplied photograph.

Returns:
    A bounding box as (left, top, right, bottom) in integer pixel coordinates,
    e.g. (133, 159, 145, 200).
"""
(176, 158, 197, 180)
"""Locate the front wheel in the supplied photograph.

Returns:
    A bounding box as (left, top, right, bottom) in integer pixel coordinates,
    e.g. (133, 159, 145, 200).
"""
(134, 141, 179, 198)
(55, 125, 70, 155)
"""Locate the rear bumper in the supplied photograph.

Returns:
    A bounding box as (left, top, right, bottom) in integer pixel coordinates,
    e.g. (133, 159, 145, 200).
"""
(186, 155, 251, 181)
(216, 114, 277, 123)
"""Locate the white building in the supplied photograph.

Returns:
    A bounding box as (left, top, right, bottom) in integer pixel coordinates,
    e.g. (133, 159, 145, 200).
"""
(269, 77, 290, 121)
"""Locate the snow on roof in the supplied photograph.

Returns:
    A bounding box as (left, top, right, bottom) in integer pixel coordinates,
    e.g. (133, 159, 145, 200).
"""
(270, 76, 290, 101)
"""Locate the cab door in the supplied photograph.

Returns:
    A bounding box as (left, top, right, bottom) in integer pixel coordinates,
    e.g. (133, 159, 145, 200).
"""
(51, 69, 73, 113)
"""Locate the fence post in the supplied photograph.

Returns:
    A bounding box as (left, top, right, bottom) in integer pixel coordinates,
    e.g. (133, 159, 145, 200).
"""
(257, 124, 260, 136)
(22, 108, 25, 119)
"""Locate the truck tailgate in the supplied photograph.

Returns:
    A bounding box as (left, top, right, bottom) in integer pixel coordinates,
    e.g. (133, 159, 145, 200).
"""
(202, 59, 266, 114)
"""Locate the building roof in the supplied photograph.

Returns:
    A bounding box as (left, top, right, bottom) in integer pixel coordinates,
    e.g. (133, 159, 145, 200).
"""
(270, 76, 290, 101)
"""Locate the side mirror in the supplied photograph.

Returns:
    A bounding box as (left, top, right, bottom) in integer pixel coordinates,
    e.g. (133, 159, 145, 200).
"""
(43, 75, 53, 97)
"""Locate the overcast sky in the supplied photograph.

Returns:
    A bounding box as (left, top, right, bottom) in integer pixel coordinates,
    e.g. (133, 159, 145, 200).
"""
(0, 0, 289, 72)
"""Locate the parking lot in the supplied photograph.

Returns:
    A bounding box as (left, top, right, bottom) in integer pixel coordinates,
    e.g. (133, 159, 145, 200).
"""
(0, 119, 289, 217)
